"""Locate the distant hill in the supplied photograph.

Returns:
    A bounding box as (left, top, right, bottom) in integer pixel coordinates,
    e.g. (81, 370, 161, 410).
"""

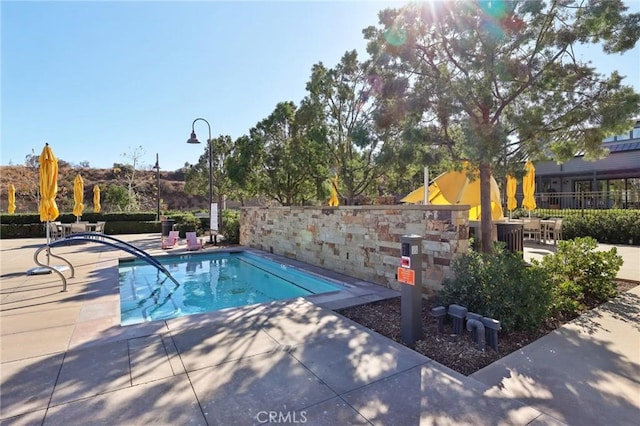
(0, 164, 209, 214)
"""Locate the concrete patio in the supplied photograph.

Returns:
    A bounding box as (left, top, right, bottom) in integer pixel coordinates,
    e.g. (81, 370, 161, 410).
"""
(1, 234, 638, 425)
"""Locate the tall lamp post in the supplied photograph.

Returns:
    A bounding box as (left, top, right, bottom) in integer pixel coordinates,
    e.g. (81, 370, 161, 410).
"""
(186, 117, 214, 244)
(153, 153, 161, 221)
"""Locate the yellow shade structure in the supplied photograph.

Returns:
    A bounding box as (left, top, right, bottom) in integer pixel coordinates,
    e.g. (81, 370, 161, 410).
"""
(522, 161, 537, 212)
(93, 185, 101, 213)
(8, 184, 16, 214)
(328, 174, 339, 207)
(401, 168, 504, 220)
(39, 143, 59, 223)
(73, 174, 85, 219)
(506, 175, 517, 211)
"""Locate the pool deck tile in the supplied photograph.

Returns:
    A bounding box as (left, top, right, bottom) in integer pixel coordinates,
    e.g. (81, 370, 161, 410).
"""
(0, 325, 75, 363)
(289, 325, 431, 395)
(188, 350, 336, 426)
(128, 334, 177, 385)
(0, 353, 65, 420)
(341, 362, 544, 426)
(50, 339, 132, 405)
(44, 374, 206, 426)
(171, 327, 279, 372)
(289, 396, 371, 425)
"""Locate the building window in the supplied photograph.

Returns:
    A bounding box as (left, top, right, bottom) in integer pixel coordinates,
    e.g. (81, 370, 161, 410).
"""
(616, 131, 630, 141)
(632, 127, 640, 139)
(608, 179, 625, 208)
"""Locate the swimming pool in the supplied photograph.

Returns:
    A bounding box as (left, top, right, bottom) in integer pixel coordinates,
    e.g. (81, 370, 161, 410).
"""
(118, 251, 343, 325)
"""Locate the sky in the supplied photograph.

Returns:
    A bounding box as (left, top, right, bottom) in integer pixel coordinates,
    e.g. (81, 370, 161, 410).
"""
(2, 0, 640, 172)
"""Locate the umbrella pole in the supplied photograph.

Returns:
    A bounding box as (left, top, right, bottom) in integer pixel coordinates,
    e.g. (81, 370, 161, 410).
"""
(46, 221, 51, 264)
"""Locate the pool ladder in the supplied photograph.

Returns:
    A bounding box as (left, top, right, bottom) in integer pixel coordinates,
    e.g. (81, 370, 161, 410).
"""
(33, 233, 181, 291)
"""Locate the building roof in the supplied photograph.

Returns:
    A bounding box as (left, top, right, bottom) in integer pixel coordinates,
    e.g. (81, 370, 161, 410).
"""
(604, 140, 640, 153)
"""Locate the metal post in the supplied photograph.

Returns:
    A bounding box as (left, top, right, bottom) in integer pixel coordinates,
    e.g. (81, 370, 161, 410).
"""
(187, 118, 214, 244)
(155, 153, 160, 221)
(398, 234, 424, 345)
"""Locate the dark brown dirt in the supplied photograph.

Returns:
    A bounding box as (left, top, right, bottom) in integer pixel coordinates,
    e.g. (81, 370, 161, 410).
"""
(337, 280, 637, 376)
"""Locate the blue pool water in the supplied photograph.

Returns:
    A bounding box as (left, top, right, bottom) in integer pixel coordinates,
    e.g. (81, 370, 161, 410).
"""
(119, 251, 342, 325)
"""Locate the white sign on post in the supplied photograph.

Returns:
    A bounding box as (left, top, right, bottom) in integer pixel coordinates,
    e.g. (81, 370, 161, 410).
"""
(210, 203, 219, 231)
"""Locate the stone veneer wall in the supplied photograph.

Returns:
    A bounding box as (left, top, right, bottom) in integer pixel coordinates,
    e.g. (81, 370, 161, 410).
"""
(240, 205, 470, 295)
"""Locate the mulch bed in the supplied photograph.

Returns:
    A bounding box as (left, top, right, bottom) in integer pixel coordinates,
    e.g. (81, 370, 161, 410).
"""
(337, 280, 638, 376)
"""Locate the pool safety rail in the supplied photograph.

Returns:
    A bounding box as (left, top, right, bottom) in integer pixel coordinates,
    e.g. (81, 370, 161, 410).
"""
(33, 232, 181, 292)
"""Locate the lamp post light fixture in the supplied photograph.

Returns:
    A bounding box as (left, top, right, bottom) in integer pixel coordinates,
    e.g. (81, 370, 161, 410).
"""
(186, 117, 214, 244)
(153, 153, 161, 221)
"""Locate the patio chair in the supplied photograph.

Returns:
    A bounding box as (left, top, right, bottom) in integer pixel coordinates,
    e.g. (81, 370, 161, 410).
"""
(522, 218, 542, 243)
(69, 223, 86, 235)
(186, 232, 203, 251)
(546, 218, 563, 245)
(162, 230, 180, 249)
(89, 221, 106, 240)
(48, 221, 63, 240)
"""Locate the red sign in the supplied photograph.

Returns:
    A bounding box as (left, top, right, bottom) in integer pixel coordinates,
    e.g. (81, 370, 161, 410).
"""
(401, 256, 411, 268)
(397, 267, 415, 286)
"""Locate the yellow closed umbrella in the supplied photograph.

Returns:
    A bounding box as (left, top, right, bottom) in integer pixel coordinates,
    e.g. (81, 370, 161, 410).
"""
(522, 161, 537, 215)
(39, 143, 59, 244)
(328, 175, 339, 207)
(8, 184, 16, 214)
(93, 185, 101, 213)
(39, 143, 59, 223)
(506, 175, 517, 219)
(73, 174, 85, 220)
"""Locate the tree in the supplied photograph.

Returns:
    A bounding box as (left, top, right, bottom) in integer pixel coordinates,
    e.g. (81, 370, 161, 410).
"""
(19, 151, 40, 206)
(305, 50, 395, 204)
(228, 102, 329, 206)
(104, 184, 133, 212)
(113, 145, 146, 211)
(364, 0, 640, 252)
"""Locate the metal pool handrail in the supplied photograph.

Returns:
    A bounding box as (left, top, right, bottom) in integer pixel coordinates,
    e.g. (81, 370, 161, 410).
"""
(32, 245, 76, 291)
(39, 233, 181, 291)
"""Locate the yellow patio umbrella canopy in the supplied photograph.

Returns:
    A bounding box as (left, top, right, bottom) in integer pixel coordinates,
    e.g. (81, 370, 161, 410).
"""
(93, 185, 101, 213)
(506, 175, 517, 211)
(8, 184, 16, 214)
(73, 174, 85, 218)
(522, 161, 537, 211)
(329, 175, 339, 207)
(401, 169, 504, 220)
(39, 143, 59, 222)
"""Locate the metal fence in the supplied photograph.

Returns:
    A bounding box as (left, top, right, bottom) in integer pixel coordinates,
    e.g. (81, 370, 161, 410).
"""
(527, 190, 640, 211)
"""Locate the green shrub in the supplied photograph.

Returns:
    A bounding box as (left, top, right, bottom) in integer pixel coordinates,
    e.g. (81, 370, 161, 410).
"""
(171, 213, 201, 238)
(438, 244, 552, 332)
(533, 237, 623, 315)
(221, 209, 240, 244)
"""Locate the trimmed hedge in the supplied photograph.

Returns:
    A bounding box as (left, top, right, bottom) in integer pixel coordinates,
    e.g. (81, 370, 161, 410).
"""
(0, 212, 159, 238)
(0, 212, 155, 225)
